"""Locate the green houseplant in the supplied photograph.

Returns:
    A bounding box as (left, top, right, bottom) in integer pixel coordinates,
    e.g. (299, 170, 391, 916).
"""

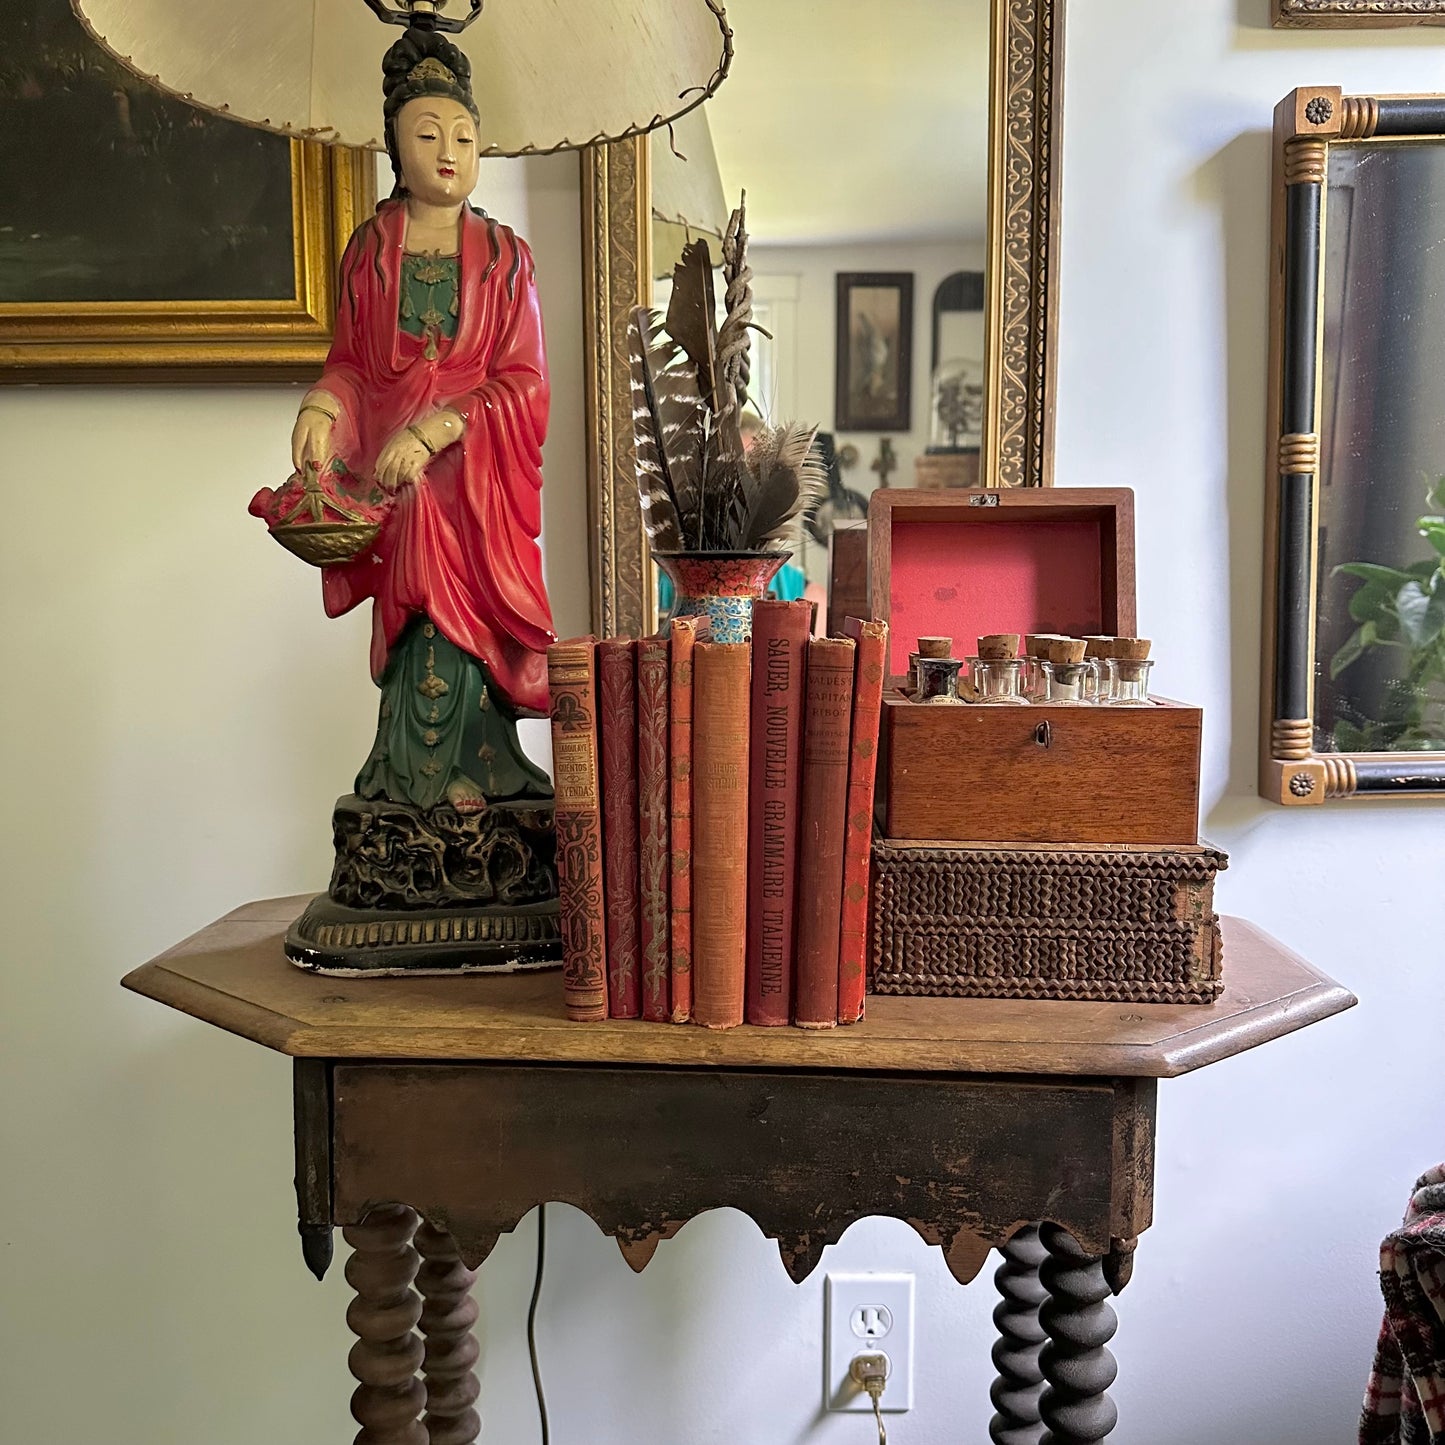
(1329, 479, 1445, 751)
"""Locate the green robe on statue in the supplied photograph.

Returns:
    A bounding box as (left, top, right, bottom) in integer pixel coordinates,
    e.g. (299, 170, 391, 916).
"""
(357, 616, 551, 810)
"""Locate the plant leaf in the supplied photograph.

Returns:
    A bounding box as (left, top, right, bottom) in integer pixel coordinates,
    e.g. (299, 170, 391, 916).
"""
(1347, 581, 1394, 625)
(1335, 561, 1418, 588)
(1395, 580, 1445, 647)
(1331, 622, 1373, 679)
(1332, 719, 1367, 752)
(1418, 518, 1445, 557)
(1428, 477, 1445, 513)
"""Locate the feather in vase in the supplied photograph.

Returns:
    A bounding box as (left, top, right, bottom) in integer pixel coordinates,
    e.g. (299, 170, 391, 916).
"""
(628, 194, 822, 556)
(742, 421, 829, 551)
(629, 308, 705, 554)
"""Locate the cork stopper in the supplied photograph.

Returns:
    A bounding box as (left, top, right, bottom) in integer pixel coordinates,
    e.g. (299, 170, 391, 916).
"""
(977, 632, 1021, 661)
(917, 636, 953, 659)
(1082, 635, 1114, 659)
(1111, 637, 1152, 661)
(1025, 633, 1064, 658)
(1042, 636, 1088, 665)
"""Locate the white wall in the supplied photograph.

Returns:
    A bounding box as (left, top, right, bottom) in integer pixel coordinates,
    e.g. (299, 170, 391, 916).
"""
(4, 6, 1445, 1443)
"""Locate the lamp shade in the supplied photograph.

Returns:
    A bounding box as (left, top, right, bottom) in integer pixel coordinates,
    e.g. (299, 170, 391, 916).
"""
(69, 0, 733, 156)
(650, 106, 727, 277)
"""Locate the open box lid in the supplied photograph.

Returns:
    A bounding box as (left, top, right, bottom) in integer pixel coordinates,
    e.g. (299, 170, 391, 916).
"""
(866, 488, 1137, 680)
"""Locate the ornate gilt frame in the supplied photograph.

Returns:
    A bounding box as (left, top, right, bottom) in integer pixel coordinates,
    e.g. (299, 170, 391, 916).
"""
(1261, 86, 1445, 804)
(581, 0, 1066, 636)
(0, 141, 374, 384)
(1273, 0, 1445, 26)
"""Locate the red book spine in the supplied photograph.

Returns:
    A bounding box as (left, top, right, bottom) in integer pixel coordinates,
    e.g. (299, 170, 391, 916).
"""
(839, 618, 889, 1024)
(668, 615, 710, 1023)
(637, 635, 671, 1021)
(598, 638, 641, 1019)
(545, 637, 607, 1022)
(745, 600, 811, 1026)
(692, 641, 751, 1029)
(793, 636, 856, 1029)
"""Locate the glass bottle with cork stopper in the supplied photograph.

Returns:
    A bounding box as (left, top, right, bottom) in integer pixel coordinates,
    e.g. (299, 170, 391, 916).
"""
(971, 633, 1028, 704)
(1038, 637, 1092, 703)
(914, 636, 963, 703)
(1107, 638, 1154, 703)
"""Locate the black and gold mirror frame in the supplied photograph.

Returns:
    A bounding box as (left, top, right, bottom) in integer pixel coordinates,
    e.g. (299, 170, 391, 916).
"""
(1262, 87, 1445, 804)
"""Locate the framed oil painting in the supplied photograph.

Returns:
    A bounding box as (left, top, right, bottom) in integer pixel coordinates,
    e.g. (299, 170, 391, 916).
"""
(835, 272, 914, 433)
(0, 0, 374, 382)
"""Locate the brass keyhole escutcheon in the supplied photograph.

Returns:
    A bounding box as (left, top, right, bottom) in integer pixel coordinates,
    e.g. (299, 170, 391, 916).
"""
(1034, 721, 1052, 749)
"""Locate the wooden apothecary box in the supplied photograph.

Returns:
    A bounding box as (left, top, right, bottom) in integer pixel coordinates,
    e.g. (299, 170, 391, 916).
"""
(868, 488, 1202, 846)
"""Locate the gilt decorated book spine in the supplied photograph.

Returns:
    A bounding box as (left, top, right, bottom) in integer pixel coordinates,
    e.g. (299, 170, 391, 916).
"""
(744, 600, 811, 1026)
(546, 637, 607, 1022)
(793, 636, 856, 1029)
(691, 641, 751, 1029)
(598, 637, 641, 1019)
(637, 635, 672, 1022)
(838, 618, 888, 1024)
(668, 614, 710, 1024)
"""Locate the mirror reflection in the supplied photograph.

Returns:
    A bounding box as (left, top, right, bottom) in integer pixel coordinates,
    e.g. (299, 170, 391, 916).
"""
(1316, 142, 1445, 753)
(649, 0, 990, 624)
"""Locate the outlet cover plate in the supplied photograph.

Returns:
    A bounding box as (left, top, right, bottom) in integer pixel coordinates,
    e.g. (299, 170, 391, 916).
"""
(825, 1271, 914, 1412)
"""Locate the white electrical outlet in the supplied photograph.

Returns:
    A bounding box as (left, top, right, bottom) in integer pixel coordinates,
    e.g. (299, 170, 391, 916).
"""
(824, 1272, 914, 1412)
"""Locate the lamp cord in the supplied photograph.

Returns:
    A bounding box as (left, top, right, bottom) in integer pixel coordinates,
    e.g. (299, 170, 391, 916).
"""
(851, 1352, 889, 1445)
(527, 1203, 550, 1445)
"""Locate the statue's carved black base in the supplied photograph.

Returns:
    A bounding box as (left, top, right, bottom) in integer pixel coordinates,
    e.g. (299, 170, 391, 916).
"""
(285, 794, 560, 975)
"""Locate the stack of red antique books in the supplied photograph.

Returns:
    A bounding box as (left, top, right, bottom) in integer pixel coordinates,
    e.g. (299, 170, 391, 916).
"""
(546, 605, 888, 1030)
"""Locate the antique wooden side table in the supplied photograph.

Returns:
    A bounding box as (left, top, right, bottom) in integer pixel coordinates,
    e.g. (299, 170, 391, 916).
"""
(124, 897, 1353, 1445)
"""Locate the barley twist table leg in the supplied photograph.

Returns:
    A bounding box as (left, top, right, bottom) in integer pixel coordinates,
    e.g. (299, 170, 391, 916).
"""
(1038, 1224, 1119, 1444)
(989, 1224, 1047, 1445)
(343, 1204, 427, 1445)
(415, 1222, 482, 1445)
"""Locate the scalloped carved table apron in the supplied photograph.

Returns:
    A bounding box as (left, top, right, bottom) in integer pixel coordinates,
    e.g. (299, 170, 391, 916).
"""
(124, 897, 1352, 1445)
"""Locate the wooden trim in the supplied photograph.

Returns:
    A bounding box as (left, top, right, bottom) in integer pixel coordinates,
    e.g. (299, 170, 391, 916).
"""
(293, 1060, 334, 1280)
(1260, 88, 1445, 800)
(330, 1064, 1154, 1275)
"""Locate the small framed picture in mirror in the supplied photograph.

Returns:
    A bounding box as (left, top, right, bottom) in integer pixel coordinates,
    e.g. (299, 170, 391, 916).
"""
(1273, 0, 1445, 26)
(1262, 87, 1445, 803)
(835, 272, 914, 432)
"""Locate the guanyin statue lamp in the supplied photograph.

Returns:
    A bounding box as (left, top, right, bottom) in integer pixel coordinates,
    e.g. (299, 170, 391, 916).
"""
(73, 0, 733, 974)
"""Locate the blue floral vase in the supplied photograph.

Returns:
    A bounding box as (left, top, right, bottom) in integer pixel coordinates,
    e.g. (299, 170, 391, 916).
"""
(653, 550, 790, 643)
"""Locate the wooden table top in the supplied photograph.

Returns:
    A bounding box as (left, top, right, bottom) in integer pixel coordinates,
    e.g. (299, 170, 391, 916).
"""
(122, 896, 1354, 1078)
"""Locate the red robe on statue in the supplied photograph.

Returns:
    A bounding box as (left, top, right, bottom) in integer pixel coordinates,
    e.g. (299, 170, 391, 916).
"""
(280, 199, 556, 716)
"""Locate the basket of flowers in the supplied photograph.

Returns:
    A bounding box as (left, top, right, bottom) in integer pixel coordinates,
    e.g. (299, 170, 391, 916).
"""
(249, 460, 389, 568)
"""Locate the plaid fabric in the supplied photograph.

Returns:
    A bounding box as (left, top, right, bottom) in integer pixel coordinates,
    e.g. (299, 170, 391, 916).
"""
(1362, 1165, 1445, 1445)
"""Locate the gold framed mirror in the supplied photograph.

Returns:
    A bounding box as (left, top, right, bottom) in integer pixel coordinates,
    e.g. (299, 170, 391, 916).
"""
(1273, 1, 1445, 26)
(581, 0, 1066, 636)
